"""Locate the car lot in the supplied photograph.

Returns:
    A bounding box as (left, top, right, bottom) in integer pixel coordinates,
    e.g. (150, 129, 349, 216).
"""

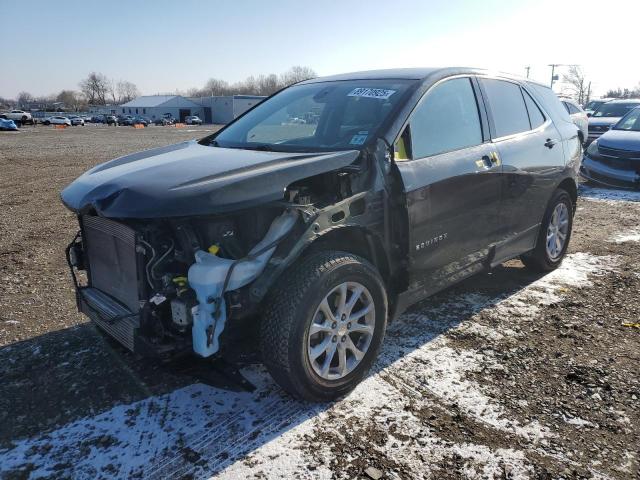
(0, 126, 639, 479)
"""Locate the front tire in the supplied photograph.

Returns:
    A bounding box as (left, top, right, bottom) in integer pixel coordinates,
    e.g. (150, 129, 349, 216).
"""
(260, 251, 388, 401)
(521, 189, 573, 272)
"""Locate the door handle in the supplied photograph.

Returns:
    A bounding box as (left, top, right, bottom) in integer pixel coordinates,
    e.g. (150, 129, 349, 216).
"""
(544, 138, 558, 149)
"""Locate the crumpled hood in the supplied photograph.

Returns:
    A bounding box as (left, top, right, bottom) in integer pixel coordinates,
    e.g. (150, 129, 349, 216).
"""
(598, 129, 640, 152)
(61, 140, 360, 218)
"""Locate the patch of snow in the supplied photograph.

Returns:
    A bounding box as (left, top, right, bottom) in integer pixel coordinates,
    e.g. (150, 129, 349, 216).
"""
(491, 253, 618, 319)
(613, 228, 640, 243)
(579, 185, 640, 204)
(300, 375, 534, 479)
(564, 415, 595, 428)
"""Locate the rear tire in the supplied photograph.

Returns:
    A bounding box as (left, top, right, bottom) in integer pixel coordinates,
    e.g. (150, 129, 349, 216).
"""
(260, 251, 388, 401)
(521, 189, 573, 272)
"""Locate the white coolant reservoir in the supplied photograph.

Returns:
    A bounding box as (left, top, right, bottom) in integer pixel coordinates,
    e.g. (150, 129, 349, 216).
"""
(188, 209, 298, 357)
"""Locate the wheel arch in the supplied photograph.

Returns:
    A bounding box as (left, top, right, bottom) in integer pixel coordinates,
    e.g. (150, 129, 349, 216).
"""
(557, 177, 578, 213)
(302, 225, 391, 284)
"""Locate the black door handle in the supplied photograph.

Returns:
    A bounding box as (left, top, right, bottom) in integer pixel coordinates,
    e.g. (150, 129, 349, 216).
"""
(544, 138, 558, 149)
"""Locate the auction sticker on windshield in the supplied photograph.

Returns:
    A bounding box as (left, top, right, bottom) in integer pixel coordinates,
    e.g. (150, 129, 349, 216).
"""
(348, 88, 396, 100)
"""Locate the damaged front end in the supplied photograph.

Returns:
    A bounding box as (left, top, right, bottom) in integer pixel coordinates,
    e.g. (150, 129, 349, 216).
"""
(62, 141, 388, 359)
(66, 208, 299, 358)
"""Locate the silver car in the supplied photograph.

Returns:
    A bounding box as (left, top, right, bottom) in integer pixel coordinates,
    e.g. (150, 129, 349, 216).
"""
(587, 99, 640, 144)
(560, 98, 588, 145)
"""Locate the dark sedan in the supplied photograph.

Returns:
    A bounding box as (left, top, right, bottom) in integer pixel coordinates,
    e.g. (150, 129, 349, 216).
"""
(581, 107, 640, 189)
(587, 100, 640, 145)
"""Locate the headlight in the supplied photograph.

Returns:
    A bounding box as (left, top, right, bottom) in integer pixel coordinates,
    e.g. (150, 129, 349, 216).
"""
(586, 140, 599, 156)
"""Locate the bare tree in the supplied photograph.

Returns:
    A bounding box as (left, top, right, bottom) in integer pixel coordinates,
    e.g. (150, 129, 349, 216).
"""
(195, 66, 317, 97)
(562, 66, 589, 105)
(117, 81, 139, 103)
(280, 66, 316, 87)
(17, 91, 34, 107)
(605, 84, 640, 99)
(79, 72, 110, 105)
(56, 90, 83, 111)
(202, 78, 230, 97)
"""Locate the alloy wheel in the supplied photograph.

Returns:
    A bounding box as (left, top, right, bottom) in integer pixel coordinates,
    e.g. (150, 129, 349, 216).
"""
(546, 202, 569, 260)
(307, 282, 375, 381)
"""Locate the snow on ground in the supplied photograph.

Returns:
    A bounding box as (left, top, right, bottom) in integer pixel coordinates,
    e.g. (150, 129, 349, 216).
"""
(489, 253, 619, 320)
(613, 228, 640, 243)
(0, 252, 618, 479)
(578, 185, 640, 204)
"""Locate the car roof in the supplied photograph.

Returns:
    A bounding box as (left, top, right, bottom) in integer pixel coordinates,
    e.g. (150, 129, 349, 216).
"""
(298, 67, 539, 85)
(606, 99, 640, 104)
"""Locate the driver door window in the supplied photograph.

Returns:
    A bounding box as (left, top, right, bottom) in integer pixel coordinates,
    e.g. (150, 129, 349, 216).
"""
(406, 77, 483, 159)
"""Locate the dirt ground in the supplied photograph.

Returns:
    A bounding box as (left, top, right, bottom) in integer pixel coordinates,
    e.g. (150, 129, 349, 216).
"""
(0, 125, 638, 479)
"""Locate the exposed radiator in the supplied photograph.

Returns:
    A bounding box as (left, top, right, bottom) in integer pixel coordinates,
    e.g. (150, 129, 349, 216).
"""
(82, 215, 140, 313)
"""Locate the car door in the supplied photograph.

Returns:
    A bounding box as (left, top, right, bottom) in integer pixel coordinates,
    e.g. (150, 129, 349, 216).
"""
(394, 76, 502, 285)
(478, 78, 565, 263)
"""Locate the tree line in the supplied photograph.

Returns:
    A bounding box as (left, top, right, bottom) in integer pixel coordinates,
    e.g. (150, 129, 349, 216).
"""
(2, 66, 316, 111)
(187, 66, 317, 97)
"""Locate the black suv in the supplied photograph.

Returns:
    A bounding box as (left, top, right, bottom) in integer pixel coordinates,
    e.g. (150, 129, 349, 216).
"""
(61, 68, 581, 401)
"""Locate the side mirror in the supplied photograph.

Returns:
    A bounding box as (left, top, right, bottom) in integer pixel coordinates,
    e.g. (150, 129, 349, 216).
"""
(587, 112, 592, 118)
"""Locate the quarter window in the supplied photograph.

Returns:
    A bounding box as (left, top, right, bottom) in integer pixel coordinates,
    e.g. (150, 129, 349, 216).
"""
(408, 77, 483, 158)
(524, 91, 545, 128)
(482, 79, 531, 138)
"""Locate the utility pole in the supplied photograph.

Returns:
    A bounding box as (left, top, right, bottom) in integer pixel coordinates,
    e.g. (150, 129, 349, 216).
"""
(549, 64, 559, 88)
(525, 66, 531, 78)
(548, 64, 579, 89)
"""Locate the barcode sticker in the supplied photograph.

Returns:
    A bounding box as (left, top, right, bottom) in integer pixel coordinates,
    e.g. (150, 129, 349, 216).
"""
(348, 88, 396, 100)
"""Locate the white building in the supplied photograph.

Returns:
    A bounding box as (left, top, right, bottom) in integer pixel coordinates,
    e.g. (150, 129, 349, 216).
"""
(115, 95, 205, 122)
(93, 94, 266, 124)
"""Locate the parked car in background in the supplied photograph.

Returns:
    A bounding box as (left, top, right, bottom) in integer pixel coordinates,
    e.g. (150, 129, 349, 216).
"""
(0, 118, 19, 131)
(185, 115, 203, 125)
(81, 115, 92, 123)
(581, 107, 640, 189)
(117, 115, 131, 126)
(132, 116, 149, 126)
(154, 114, 175, 126)
(587, 99, 640, 144)
(2, 110, 34, 125)
(69, 115, 85, 126)
(91, 115, 105, 123)
(43, 116, 72, 126)
(105, 115, 119, 126)
(583, 98, 614, 116)
(61, 68, 580, 401)
(560, 98, 588, 144)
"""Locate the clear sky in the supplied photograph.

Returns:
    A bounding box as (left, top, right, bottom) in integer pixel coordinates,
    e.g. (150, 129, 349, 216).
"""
(1, 0, 637, 99)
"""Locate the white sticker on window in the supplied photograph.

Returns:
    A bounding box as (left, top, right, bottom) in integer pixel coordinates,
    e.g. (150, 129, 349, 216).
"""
(348, 88, 396, 100)
(349, 134, 368, 145)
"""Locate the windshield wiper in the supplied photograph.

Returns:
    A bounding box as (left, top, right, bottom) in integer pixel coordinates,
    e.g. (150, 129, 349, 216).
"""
(244, 144, 274, 151)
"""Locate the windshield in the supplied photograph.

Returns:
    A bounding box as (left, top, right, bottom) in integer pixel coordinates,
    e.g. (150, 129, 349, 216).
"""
(207, 79, 414, 151)
(593, 102, 640, 117)
(585, 100, 603, 111)
(613, 108, 640, 131)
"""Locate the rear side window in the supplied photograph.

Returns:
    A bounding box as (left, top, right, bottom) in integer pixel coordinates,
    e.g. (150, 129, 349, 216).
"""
(481, 79, 530, 137)
(567, 103, 581, 114)
(524, 90, 545, 128)
(408, 77, 483, 158)
(526, 82, 572, 124)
